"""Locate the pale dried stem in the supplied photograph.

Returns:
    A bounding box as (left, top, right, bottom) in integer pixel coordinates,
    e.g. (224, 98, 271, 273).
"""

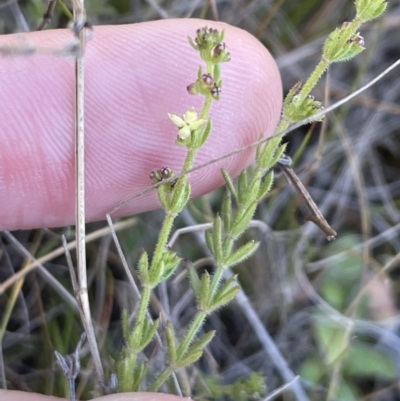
(0, 219, 137, 295)
(71, 0, 104, 386)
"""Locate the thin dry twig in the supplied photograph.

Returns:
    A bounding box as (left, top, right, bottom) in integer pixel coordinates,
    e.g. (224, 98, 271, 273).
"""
(55, 332, 86, 401)
(70, 0, 105, 387)
(37, 0, 57, 31)
(0, 219, 137, 295)
(3, 231, 77, 309)
(263, 376, 300, 401)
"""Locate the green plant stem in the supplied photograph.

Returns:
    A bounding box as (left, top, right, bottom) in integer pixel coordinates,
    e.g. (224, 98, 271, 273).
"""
(148, 311, 207, 392)
(134, 286, 152, 335)
(178, 310, 207, 358)
(151, 212, 176, 269)
(209, 265, 225, 299)
(56, 0, 73, 20)
(120, 354, 138, 392)
(149, 366, 175, 392)
(274, 120, 290, 136)
(151, 146, 199, 271)
(297, 59, 329, 103)
(200, 95, 213, 119)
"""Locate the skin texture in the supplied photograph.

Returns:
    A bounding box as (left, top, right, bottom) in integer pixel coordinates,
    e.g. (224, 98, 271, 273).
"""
(0, 391, 184, 401)
(0, 19, 282, 230)
(0, 19, 282, 401)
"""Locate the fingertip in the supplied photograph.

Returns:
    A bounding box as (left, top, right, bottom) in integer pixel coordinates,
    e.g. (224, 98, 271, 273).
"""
(0, 390, 184, 401)
(0, 20, 282, 229)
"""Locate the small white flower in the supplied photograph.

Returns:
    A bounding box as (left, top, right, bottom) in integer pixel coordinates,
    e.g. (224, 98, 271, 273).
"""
(168, 107, 207, 140)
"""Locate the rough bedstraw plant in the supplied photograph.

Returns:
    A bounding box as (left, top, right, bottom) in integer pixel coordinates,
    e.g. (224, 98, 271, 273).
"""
(116, 0, 386, 394)
(116, 27, 231, 392)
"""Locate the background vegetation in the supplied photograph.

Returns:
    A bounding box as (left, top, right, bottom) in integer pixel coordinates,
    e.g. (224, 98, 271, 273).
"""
(1, 0, 400, 400)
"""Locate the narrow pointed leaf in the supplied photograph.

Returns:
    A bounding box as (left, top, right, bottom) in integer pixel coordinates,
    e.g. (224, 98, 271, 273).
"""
(140, 319, 159, 350)
(121, 309, 130, 343)
(255, 135, 263, 165)
(231, 202, 257, 238)
(137, 250, 150, 284)
(221, 168, 237, 199)
(224, 241, 259, 268)
(259, 136, 282, 170)
(176, 350, 203, 369)
(196, 119, 212, 148)
(172, 182, 191, 214)
(221, 190, 232, 232)
(258, 172, 274, 201)
(157, 184, 171, 210)
(214, 274, 238, 300)
(244, 173, 262, 205)
(237, 170, 248, 204)
(165, 323, 177, 364)
(188, 264, 201, 299)
(212, 215, 223, 264)
(199, 271, 211, 310)
(187, 330, 215, 354)
(132, 362, 147, 392)
(270, 143, 287, 167)
(205, 229, 215, 255)
(160, 250, 181, 281)
(211, 287, 240, 310)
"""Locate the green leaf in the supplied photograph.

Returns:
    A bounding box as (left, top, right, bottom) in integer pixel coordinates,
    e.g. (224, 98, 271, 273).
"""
(299, 357, 324, 383)
(159, 250, 181, 281)
(255, 135, 264, 165)
(237, 170, 249, 205)
(157, 184, 171, 210)
(213, 274, 238, 300)
(210, 286, 240, 310)
(270, 143, 287, 166)
(343, 344, 396, 380)
(221, 190, 232, 232)
(315, 320, 350, 365)
(188, 264, 201, 299)
(323, 26, 365, 63)
(283, 81, 302, 108)
(132, 361, 147, 392)
(121, 309, 130, 343)
(258, 171, 274, 201)
(355, 0, 387, 21)
(230, 202, 257, 238)
(199, 271, 211, 310)
(188, 35, 199, 51)
(205, 229, 215, 256)
(140, 319, 159, 350)
(171, 182, 191, 214)
(258, 136, 283, 170)
(221, 169, 237, 199)
(224, 241, 259, 269)
(213, 63, 222, 82)
(212, 215, 224, 264)
(195, 119, 213, 148)
(243, 174, 262, 205)
(187, 330, 215, 354)
(137, 251, 150, 285)
(176, 350, 203, 369)
(165, 323, 177, 364)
